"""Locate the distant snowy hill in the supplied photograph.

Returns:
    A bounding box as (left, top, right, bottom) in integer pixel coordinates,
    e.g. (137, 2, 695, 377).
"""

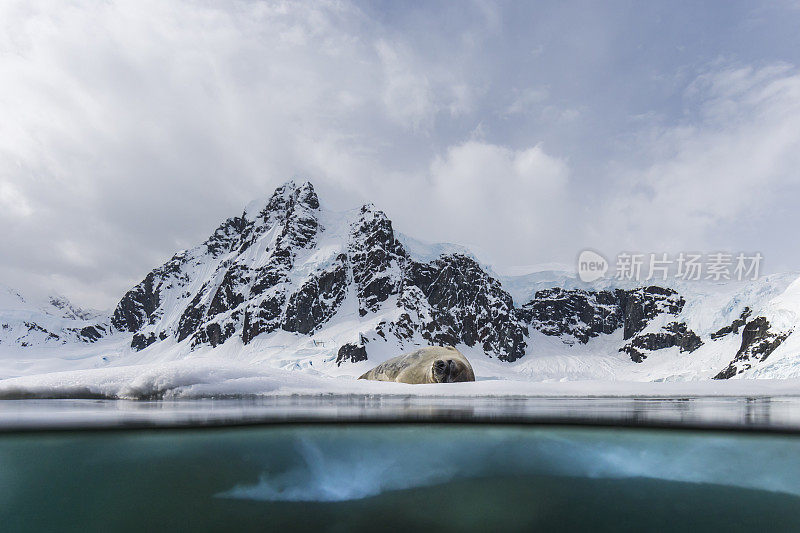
(0, 285, 108, 347)
(2, 180, 800, 384)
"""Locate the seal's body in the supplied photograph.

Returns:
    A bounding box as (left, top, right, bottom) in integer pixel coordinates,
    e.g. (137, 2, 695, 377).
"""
(358, 346, 475, 384)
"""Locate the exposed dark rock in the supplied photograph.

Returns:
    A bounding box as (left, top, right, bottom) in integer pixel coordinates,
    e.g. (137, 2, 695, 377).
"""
(207, 265, 248, 319)
(241, 294, 285, 344)
(373, 285, 432, 346)
(408, 254, 528, 362)
(236, 182, 323, 343)
(111, 248, 198, 337)
(283, 255, 348, 334)
(520, 285, 698, 363)
(191, 321, 238, 348)
(667, 321, 704, 352)
(250, 263, 287, 297)
(24, 322, 50, 335)
(620, 322, 704, 362)
(714, 317, 791, 379)
(520, 286, 684, 344)
(620, 286, 684, 340)
(336, 206, 529, 363)
(79, 325, 106, 342)
(131, 332, 158, 350)
(111, 272, 160, 332)
(1, 315, 109, 346)
(108, 182, 524, 360)
(204, 215, 251, 257)
(711, 307, 752, 340)
(205, 323, 222, 348)
(176, 291, 206, 342)
(336, 343, 368, 366)
(614, 287, 699, 362)
(349, 205, 407, 316)
(264, 181, 321, 251)
(519, 288, 623, 343)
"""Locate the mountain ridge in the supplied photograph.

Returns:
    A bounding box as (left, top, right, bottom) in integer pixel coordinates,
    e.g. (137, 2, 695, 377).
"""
(2, 180, 799, 381)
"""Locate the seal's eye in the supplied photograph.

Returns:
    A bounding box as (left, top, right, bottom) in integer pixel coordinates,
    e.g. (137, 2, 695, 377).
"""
(433, 360, 447, 373)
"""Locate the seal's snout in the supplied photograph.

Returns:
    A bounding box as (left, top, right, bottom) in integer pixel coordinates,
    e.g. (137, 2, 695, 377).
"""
(433, 359, 461, 382)
(444, 359, 458, 382)
(433, 359, 449, 382)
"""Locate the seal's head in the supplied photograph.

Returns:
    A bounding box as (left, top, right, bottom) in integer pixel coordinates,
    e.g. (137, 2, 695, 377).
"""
(432, 358, 472, 383)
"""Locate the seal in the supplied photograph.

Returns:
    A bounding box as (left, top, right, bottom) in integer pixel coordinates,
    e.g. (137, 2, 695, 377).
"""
(358, 346, 475, 384)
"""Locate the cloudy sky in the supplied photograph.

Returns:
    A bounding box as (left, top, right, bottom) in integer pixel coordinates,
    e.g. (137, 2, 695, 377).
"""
(2, 0, 800, 308)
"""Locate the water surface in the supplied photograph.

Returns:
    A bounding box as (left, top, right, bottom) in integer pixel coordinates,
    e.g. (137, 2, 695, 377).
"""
(2, 395, 800, 431)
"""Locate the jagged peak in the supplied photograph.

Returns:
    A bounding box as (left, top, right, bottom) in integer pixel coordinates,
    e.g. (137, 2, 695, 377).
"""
(257, 180, 319, 219)
(431, 253, 505, 286)
(295, 181, 320, 210)
(350, 204, 403, 249)
(425, 250, 493, 275)
(202, 214, 251, 257)
(355, 203, 391, 224)
(270, 179, 318, 204)
(239, 180, 320, 221)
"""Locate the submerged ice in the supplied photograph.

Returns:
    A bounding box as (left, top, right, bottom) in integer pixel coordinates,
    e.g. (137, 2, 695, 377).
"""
(216, 428, 800, 502)
(219, 438, 461, 502)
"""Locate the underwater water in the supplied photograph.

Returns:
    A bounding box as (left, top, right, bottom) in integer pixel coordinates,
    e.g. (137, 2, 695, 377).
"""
(1, 424, 799, 532)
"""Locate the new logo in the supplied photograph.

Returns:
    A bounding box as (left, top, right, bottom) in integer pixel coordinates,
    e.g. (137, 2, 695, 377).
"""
(577, 250, 608, 282)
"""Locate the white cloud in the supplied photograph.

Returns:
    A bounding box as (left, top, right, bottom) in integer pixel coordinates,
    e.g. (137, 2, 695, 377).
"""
(0, 0, 490, 307)
(2, 1, 800, 307)
(375, 40, 435, 130)
(596, 63, 800, 254)
(0, 181, 33, 217)
(417, 140, 572, 265)
(505, 87, 549, 116)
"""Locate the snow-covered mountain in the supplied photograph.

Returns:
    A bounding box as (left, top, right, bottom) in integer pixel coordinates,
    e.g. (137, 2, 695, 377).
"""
(109, 181, 526, 363)
(2, 180, 800, 382)
(0, 285, 107, 347)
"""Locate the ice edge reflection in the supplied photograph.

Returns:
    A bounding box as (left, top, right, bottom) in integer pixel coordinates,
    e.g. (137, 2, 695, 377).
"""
(1, 396, 800, 432)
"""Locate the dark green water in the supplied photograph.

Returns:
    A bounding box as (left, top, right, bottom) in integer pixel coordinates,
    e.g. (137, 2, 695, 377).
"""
(1, 425, 799, 532)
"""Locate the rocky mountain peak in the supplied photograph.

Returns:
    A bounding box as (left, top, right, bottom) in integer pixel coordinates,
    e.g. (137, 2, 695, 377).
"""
(349, 203, 407, 317)
(257, 180, 319, 221)
(20, 179, 794, 380)
(103, 181, 535, 363)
